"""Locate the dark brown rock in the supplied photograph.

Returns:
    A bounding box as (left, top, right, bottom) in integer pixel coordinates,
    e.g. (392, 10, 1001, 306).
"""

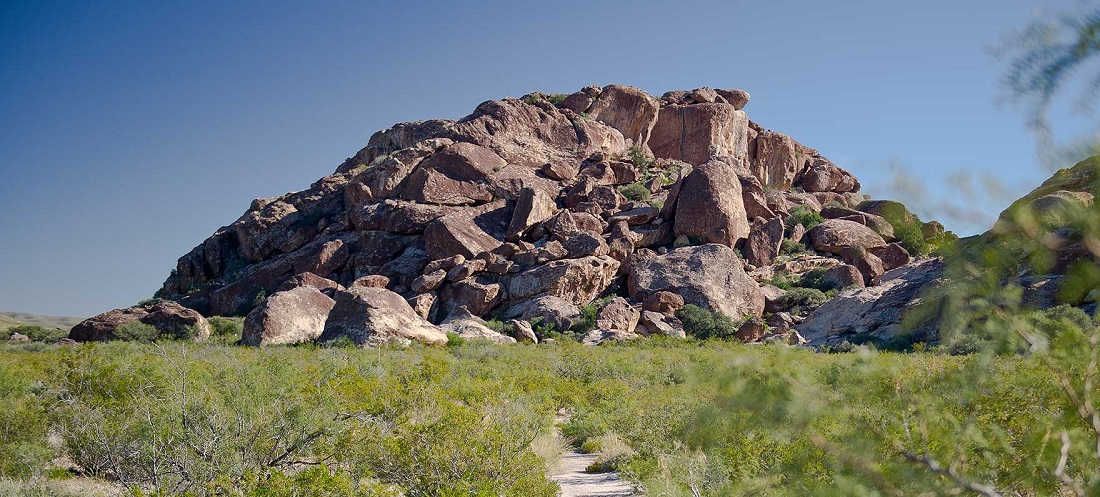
(869, 243, 912, 272)
(822, 264, 865, 289)
(399, 142, 504, 205)
(643, 291, 685, 316)
(423, 201, 509, 260)
(673, 159, 750, 247)
(70, 301, 211, 342)
(735, 316, 767, 343)
(506, 186, 557, 241)
(744, 217, 785, 267)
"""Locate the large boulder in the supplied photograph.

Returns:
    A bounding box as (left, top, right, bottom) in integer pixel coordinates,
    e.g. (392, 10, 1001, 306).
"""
(241, 286, 336, 346)
(673, 159, 751, 247)
(508, 295, 582, 331)
(744, 217, 785, 267)
(587, 85, 661, 149)
(797, 259, 945, 346)
(399, 142, 505, 205)
(506, 255, 620, 307)
(233, 200, 306, 261)
(748, 130, 810, 190)
(649, 103, 749, 165)
(423, 201, 509, 260)
(351, 199, 458, 234)
(445, 98, 622, 170)
(628, 244, 764, 319)
(439, 307, 516, 344)
(70, 301, 210, 342)
(506, 186, 557, 241)
(809, 219, 887, 255)
(319, 287, 447, 347)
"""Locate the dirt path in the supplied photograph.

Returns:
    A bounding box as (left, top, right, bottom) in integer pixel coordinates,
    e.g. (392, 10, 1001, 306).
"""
(551, 450, 637, 497)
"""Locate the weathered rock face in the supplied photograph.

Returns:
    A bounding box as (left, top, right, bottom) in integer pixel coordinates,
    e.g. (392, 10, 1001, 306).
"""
(809, 219, 887, 255)
(507, 256, 620, 306)
(650, 103, 748, 165)
(628, 244, 764, 319)
(319, 287, 447, 347)
(70, 301, 210, 342)
(744, 217, 785, 267)
(797, 259, 945, 346)
(399, 142, 504, 205)
(241, 286, 335, 346)
(673, 159, 750, 247)
(150, 83, 946, 347)
(587, 85, 660, 150)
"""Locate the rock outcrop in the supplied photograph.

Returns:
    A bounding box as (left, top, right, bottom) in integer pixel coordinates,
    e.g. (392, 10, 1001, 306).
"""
(143, 84, 961, 348)
(70, 301, 210, 342)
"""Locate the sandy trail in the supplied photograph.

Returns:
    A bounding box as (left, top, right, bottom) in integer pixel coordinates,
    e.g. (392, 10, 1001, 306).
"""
(551, 450, 637, 497)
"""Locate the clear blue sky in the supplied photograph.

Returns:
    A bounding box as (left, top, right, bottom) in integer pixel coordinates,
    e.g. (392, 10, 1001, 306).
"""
(0, 0, 1085, 317)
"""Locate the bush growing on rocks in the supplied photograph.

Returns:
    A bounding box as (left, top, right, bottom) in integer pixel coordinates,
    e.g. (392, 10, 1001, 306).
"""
(892, 216, 929, 257)
(786, 206, 824, 232)
(619, 182, 651, 202)
(676, 304, 739, 340)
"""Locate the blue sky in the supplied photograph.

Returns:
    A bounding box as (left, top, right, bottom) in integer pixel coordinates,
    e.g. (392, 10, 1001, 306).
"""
(0, 0, 1087, 317)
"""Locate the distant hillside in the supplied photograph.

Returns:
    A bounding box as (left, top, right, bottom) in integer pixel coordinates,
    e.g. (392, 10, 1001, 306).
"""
(0, 311, 84, 331)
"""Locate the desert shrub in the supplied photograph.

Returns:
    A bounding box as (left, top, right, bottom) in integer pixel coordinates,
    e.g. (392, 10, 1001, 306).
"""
(5, 325, 66, 343)
(797, 267, 837, 292)
(0, 363, 50, 478)
(445, 331, 466, 348)
(893, 217, 930, 256)
(584, 433, 636, 473)
(547, 93, 569, 106)
(785, 206, 824, 232)
(1039, 303, 1094, 332)
(208, 316, 243, 343)
(619, 182, 651, 202)
(780, 239, 808, 255)
(774, 287, 830, 316)
(948, 333, 989, 355)
(676, 304, 739, 340)
(110, 321, 160, 342)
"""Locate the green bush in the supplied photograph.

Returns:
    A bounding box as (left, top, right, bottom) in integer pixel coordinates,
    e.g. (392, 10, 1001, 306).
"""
(110, 321, 160, 342)
(780, 239, 808, 255)
(208, 316, 244, 342)
(619, 182, 651, 202)
(893, 217, 930, 256)
(774, 288, 830, 316)
(4, 325, 66, 343)
(797, 268, 837, 292)
(547, 93, 569, 106)
(785, 206, 824, 232)
(676, 304, 739, 340)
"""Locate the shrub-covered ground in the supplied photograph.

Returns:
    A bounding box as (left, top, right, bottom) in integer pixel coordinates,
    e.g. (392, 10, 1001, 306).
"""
(0, 330, 1096, 496)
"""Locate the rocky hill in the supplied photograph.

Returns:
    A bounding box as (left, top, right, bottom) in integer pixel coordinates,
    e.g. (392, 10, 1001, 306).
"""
(71, 85, 956, 347)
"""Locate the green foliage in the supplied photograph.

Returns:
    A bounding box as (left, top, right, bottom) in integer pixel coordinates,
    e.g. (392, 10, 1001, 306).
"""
(110, 321, 161, 342)
(773, 287, 830, 316)
(208, 316, 244, 344)
(892, 216, 930, 256)
(445, 331, 466, 348)
(676, 304, 739, 340)
(618, 182, 651, 202)
(785, 206, 824, 232)
(547, 93, 569, 106)
(779, 239, 808, 255)
(4, 325, 66, 343)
